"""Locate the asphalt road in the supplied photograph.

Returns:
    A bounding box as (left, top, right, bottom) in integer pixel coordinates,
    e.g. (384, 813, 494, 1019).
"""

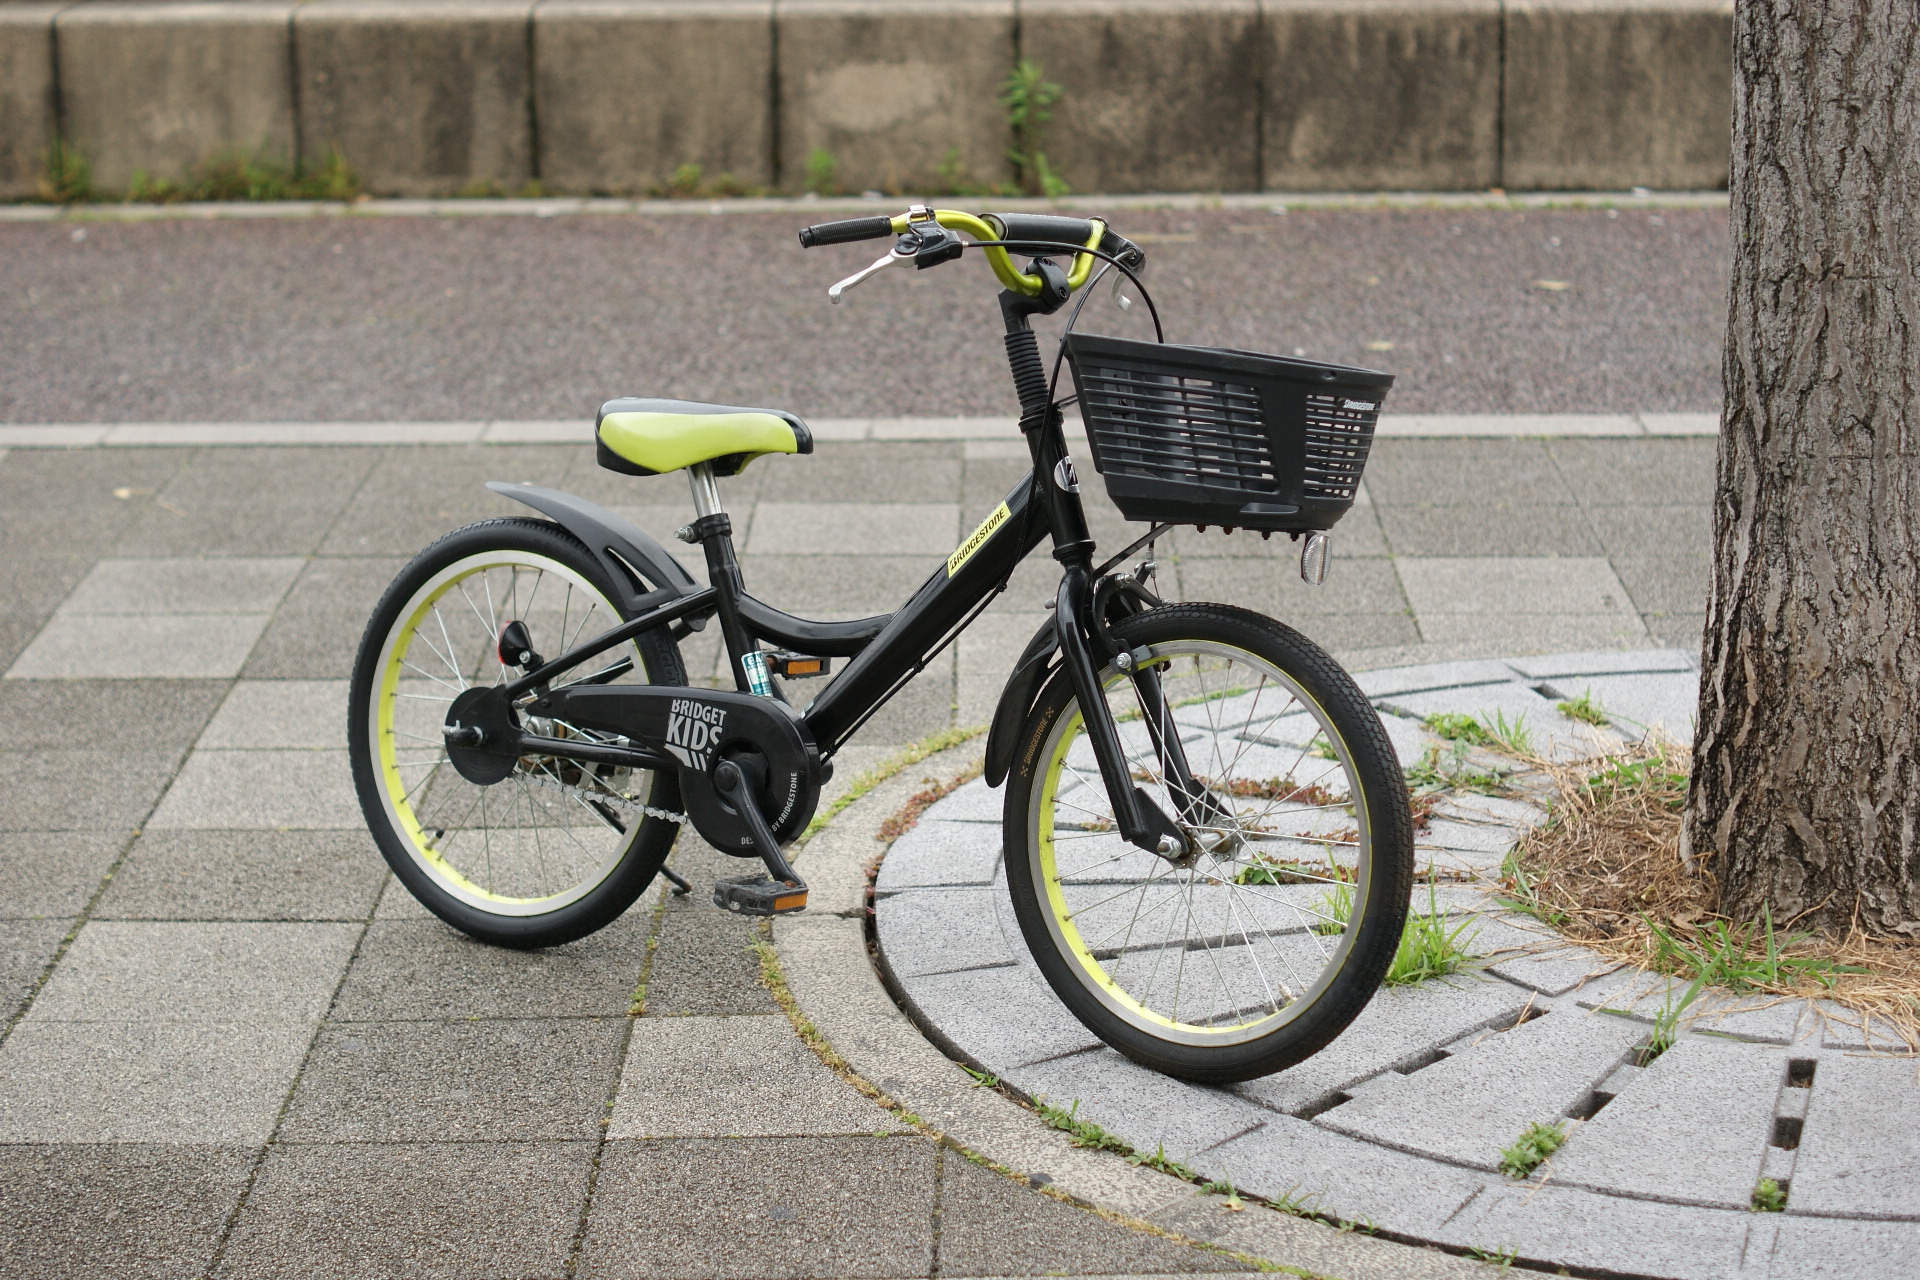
(3, 205, 1726, 423)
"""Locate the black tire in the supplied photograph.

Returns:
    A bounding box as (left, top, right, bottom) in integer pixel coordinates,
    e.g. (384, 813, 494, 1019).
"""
(347, 517, 687, 948)
(1003, 603, 1413, 1083)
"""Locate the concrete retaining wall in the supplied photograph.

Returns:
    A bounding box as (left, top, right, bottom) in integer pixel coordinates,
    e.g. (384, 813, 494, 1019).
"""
(0, 0, 1734, 200)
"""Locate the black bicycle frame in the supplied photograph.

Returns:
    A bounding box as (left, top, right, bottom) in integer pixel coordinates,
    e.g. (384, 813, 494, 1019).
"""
(495, 285, 1199, 854)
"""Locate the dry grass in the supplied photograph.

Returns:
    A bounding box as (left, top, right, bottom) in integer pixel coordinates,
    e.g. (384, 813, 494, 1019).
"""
(1503, 739, 1920, 1051)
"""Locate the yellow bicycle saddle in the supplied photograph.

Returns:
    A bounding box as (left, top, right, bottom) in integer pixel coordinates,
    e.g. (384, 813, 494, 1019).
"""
(595, 397, 814, 477)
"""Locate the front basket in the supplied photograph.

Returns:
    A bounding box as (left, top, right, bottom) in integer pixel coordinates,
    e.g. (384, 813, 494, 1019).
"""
(1062, 333, 1393, 533)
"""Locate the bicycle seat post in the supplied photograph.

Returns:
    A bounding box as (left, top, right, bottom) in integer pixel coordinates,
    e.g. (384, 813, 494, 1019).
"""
(680, 462, 760, 696)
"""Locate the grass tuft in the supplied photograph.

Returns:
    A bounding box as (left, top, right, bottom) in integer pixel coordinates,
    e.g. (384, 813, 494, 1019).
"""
(1034, 1096, 1133, 1154)
(1557, 689, 1610, 726)
(1498, 1121, 1565, 1179)
(1385, 880, 1480, 986)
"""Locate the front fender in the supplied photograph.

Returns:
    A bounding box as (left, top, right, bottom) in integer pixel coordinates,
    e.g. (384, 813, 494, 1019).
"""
(983, 618, 1060, 788)
(486, 482, 702, 622)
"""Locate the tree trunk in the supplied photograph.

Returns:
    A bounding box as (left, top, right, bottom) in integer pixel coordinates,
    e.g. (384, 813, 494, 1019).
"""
(1687, 1, 1920, 935)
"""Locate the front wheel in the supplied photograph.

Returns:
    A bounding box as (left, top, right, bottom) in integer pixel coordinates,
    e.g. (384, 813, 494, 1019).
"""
(1003, 603, 1413, 1083)
(347, 517, 688, 949)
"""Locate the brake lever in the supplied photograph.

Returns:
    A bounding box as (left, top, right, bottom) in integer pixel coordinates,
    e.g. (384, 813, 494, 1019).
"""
(828, 249, 913, 304)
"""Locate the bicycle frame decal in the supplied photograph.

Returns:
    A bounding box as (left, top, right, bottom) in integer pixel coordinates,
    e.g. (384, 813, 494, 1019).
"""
(947, 501, 1011, 577)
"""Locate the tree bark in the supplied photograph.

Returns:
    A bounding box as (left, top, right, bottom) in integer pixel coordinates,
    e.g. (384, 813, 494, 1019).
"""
(1687, 1, 1920, 935)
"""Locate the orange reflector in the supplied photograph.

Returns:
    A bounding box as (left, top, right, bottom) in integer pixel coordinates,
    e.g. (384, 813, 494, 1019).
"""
(774, 889, 808, 912)
(785, 658, 824, 675)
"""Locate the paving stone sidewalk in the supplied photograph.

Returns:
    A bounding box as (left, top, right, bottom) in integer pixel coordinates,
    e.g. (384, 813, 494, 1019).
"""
(873, 653, 1919, 1280)
(0, 433, 1717, 1277)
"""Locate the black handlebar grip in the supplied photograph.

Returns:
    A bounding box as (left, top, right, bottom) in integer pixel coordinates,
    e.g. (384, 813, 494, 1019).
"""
(797, 216, 895, 248)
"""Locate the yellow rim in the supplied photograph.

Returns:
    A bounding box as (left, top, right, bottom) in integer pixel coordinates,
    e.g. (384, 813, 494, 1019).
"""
(1028, 644, 1368, 1046)
(371, 550, 641, 915)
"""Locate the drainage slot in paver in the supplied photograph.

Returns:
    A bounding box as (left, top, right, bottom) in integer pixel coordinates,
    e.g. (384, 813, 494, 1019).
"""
(1566, 1089, 1615, 1121)
(1771, 1115, 1804, 1150)
(1394, 1047, 1451, 1075)
(1786, 1058, 1817, 1088)
(1296, 1091, 1352, 1121)
(1509, 1003, 1550, 1028)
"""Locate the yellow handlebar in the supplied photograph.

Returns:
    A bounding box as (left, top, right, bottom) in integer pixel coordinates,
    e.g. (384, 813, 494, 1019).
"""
(890, 210, 1106, 297)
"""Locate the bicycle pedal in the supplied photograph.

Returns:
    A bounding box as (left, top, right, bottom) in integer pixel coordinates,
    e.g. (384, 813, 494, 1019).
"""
(712, 874, 808, 917)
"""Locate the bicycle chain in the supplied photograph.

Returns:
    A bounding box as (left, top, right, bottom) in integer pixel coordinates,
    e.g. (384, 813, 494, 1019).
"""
(517, 765, 687, 827)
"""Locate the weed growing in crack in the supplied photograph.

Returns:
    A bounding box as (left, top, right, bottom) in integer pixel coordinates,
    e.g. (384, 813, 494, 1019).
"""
(1467, 1244, 1518, 1269)
(1751, 1177, 1788, 1213)
(1126, 1143, 1197, 1180)
(1557, 689, 1609, 726)
(960, 1064, 999, 1089)
(1033, 1097, 1133, 1155)
(1001, 60, 1068, 196)
(1424, 712, 1486, 745)
(1498, 1121, 1565, 1179)
(1385, 879, 1480, 986)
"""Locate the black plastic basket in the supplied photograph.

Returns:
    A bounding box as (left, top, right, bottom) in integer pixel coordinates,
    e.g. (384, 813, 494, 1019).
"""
(1062, 333, 1393, 532)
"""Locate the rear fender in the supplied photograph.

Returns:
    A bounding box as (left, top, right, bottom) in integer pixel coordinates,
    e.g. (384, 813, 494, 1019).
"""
(486, 482, 704, 626)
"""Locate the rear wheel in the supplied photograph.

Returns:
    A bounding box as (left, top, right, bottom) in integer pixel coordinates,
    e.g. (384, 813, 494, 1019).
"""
(1003, 603, 1413, 1083)
(347, 518, 687, 948)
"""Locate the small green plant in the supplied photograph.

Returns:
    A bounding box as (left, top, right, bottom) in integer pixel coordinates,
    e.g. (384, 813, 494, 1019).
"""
(1385, 879, 1480, 986)
(1197, 1177, 1245, 1211)
(1583, 745, 1688, 807)
(1263, 1184, 1323, 1217)
(1498, 1121, 1565, 1179)
(1310, 876, 1353, 936)
(1236, 858, 1337, 887)
(1644, 905, 1868, 994)
(1404, 741, 1507, 794)
(1305, 732, 1338, 761)
(1478, 710, 1533, 756)
(1751, 1176, 1788, 1213)
(803, 147, 837, 196)
(1557, 689, 1609, 726)
(1126, 1143, 1196, 1180)
(39, 136, 95, 204)
(959, 1064, 998, 1089)
(1034, 1097, 1133, 1155)
(1467, 1244, 1518, 1269)
(668, 162, 703, 197)
(1424, 712, 1487, 745)
(1001, 60, 1068, 196)
(1636, 970, 1707, 1064)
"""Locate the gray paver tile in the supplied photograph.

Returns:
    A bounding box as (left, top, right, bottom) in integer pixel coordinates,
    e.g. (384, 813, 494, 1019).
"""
(94, 829, 387, 922)
(0, 750, 181, 832)
(1355, 659, 1525, 699)
(1317, 1006, 1642, 1171)
(1234, 976, 1534, 1116)
(145, 748, 360, 830)
(1416, 613, 1653, 652)
(58, 557, 304, 615)
(332, 916, 651, 1020)
(0, 831, 122, 917)
(1385, 682, 1622, 762)
(1546, 437, 1717, 506)
(0, 678, 228, 750)
(281, 1018, 625, 1143)
(920, 776, 1006, 824)
(895, 965, 1102, 1075)
(1012, 1049, 1269, 1164)
(242, 556, 409, 680)
(758, 452, 962, 504)
(6, 613, 272, 680)
(579, 1136, 936, 1279)
(875, 886, 1016, 979)
(1786, 1054, 1920, 1219)
(610, 1014, 888, 1138)
(1502, 648, 1696, 679)
(1612, 553, 1711, 616)
(874, 819, 1000, 893)
(1377, 503, 1603, 556)
(937, 1152, 1242, 1275)
(28, 921, 358, 1024)
(645, 835, 781, 1017)
(745, 502, 959, 557)
(1196, 1119, 1492, 1235)
(1765, 1214, 1920, 1279)
(1547, 1037, 1782, 1209)
(0, 1143, 257, 1280)
(1151, 1187, 1498, 1280)
(1178, 556, 1410, 616)
(1580, 504, 1711, 561)
(0, 917, 68, 1022)
(114, 448, 373, 558)
(217, 1140, 594, 1280)
(1542, 669, 1699, 739)
(317, 448, 573, 555)
(1437, 1182, 1750, 1280)
(1396, 557, 1638, 617)
(1482, 948, 1624, 997)
(196, 680, 348, 749)
(1645, 610, 1707, 649)
(0, 1020, 314, 1142)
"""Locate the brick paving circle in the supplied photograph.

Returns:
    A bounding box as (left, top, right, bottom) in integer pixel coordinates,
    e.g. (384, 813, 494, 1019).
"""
(872, 651, 1916, 1280)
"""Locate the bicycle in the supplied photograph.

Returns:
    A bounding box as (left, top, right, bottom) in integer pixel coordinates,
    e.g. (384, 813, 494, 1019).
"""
(348, 206, 1413, 1083)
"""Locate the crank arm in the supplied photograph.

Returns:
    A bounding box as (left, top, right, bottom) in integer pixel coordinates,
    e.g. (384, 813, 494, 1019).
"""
(713, 758, 806, 889)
